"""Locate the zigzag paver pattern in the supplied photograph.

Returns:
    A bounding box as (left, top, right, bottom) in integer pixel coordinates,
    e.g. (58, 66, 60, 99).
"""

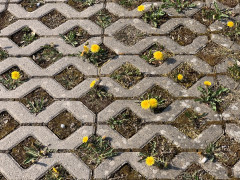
(0, 0, 240, 179)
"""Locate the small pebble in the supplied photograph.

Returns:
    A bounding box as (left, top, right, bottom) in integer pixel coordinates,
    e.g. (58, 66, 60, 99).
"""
(36, 2, 41, 7)
(60, 124, 65, 129)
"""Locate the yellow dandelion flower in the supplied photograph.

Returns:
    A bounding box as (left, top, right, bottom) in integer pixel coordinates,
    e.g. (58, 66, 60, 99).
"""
(83, 45, 89, 53)
(177, 74, 183, 81)
(52, 167, 58, 173)
(91, 44, 100, 53)
(141, 100, 150, 110)
(153, 51, 163, 60)
(137, 5, 145, 12)
(11, 71, 20, 80)
(227, 21, 234, 28)
(146, 156, 155, 166)
(149, 98, 158, 108)
(90, 80, 96, 88)
(102, 136, 106, 140)
(82, 136, 88, 143)
(204, 81, 211, 86)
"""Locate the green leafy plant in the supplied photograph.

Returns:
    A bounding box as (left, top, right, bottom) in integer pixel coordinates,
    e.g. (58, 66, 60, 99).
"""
(21, 27, 38, 46)
(228, 61, 240, 81)
(0, 48, 9, 60)
(108, 110, 131, 129)
(77, 136, 118, 166)
(24, 141, 50, 164)
(142, 5, 167, 28)
(73, 0, 95, 6)
(139, 141, 169, 169)
(119, 0, 136, 7)
(0, 73, 23, 90)
(202, 2, 232, 21)
(223, 21, 240, 42)
(161, 0, 196, 13)
(185, 111, 208, 122)
(60, 31, 79, 47)
(195, 84, 229, 111)
(95, 10, 112, 28)
(27, 98, 48, 114)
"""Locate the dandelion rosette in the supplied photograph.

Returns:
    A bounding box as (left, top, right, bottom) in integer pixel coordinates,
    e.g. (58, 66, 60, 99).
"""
(91, 44, 100, 53)
(137, 5, 145, 12)
(146, 156, 155, 166)
(11, 71, 20, 80)
(153, 51, 163, 60)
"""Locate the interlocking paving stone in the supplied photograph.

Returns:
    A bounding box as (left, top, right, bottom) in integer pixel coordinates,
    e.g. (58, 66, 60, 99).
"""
(0, 0, 240, 179)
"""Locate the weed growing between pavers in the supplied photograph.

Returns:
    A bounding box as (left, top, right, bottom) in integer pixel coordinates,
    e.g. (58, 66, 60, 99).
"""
(10, 137, 50, 169)
(112, 0, 156, 10)
(20, 0, 44, 12)
(54, 65, 85, 90)
(0, 11, 17, 30)
(0, 48, 9, 61)
(20, 88, 54, 115)
(11, 27, 39, 47)
(0, 66, 29, 90)
(76, 135, 118, 169)
(141, 5, 170, 28)
(47, 111, 82, 140)
(32, 44, 63, 68)
(139, 136, 179, 169)
(39, 164, 75, 180)
(217, 0, 239, 8)
(228, 61, 240, 81)
(67, 0, 98, 12)
(161, 0, 196, 13)
(140, 85, 174, 114)
(109, 163, 146, 180)
(108, 108, 143, 139)
(172, 108, 208, 139)
(79, 43, 117, 67)
(195, 81, 230, 112)
(40, 10, 67, 29)
(169, 62, 203, 89)
(113, 25, 148, 46)
(110, 63, 144, 89)
(169, 25, 197, 46)
(80, 79, 114, 113)
(0, 111, 19, 140)
(60, 27, 90, 47)
(176, 163, 215, 180)
(90, 9, 119, 29)
(141, 43, 173, 67)
(221, 21, 240, 45)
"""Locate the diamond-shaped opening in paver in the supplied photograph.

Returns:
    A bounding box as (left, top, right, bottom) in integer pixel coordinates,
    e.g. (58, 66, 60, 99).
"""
(67, 0, 99, 12)
(54, 65, 85, 90)
(140, 135, 180, 169)
(169, 25, 197, 46)
(169, 62, 203, 89)
(81, 44, 117, 67)
(0, 48, 9, 61)
(176, 163, 215, 179)
(32, 44, 63, 68)
(113, 25, 148, 46)
(172, 108, 208, 139)
(10, 136, 44, 169)
(0, 173, 7, 180)
(110, 63, 144, 89)
(108, 108, 143, 139)
(79, 85, 114, 114)
(0, 11, 17, 30)
(47, 110, 82, 140)
(114, 0, 156, 10)
(19, 87, 54, 115)
(60, 26, 90, 47)
(76, 135, 117, 169)
(141, 6, 171, 28)
(40, 10, 67, 29)
(10, 26, 39, 47)
(210, 135, 240, 168)
(20, 0, 44, 12)
(90, 9, 119, 29)
(39, 164, 76, 180)
(0, 66, 29, 90)
(0, 111, 19, 140)
(218, 0, 239, 8)
(140, 85, 174, 114)
(196, 41, 233, 66)
(140, 43, 174, 67)
(192, 7, 217, 27)
(109, 163, 146, 179)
